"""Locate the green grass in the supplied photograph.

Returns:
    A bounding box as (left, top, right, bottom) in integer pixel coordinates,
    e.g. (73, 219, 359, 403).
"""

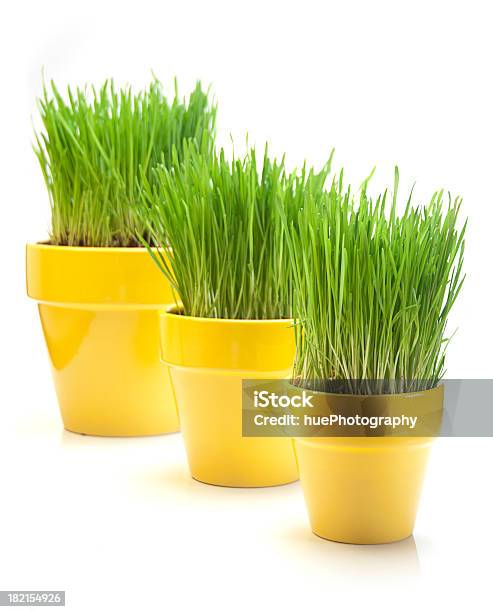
(35, 78, 216, 247)
(284, 168, 466, 393)
(140, 143, 331, 319)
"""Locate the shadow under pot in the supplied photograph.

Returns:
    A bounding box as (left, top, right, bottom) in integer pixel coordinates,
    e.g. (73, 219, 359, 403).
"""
(26, 244, 179, 436)
(293, 385, 444, 544)
(160, 308, 299, 487)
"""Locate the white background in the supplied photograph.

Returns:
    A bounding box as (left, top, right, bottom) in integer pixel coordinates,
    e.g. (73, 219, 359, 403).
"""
(1, 1, 492, 610)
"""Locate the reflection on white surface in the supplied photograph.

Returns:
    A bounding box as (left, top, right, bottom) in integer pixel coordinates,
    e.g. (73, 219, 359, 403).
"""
(282, 527, 420, 581)
(1, 413, 491, 610)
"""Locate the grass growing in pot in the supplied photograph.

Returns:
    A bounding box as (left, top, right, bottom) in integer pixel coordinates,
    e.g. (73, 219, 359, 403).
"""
(35, 79, 216, 246)
(285, 169, 466, 393)
(139, 144, 331, 486)
(141, 144, 331, 319)
(284, 167, 466, 543)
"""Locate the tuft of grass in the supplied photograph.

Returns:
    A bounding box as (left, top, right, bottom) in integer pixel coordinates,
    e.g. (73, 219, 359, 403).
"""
(139, 143, 331, 319)
(35, 78, 216, 247)
(284, 168, 466, 394)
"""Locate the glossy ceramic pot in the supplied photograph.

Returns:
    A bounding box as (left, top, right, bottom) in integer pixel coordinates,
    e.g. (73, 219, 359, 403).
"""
(294, 385, 443, 544)
(160, 309, 299, 487)
(26, 244, 179, 436)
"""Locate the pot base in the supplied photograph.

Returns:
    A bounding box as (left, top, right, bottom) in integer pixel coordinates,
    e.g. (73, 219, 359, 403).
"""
(191, 475, 299, 489)
(295, 437, 433, 545)
(311, 530, 415, 546)
(40, 305, 180, 437)
(64, 427, 179, 438)
(171, 367, 299, 488)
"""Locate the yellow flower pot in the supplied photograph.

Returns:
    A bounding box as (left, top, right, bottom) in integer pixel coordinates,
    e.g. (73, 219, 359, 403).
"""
(294, 385, 443, 544)
(26, 244, 179, 436)
(160, 309, 299, 487)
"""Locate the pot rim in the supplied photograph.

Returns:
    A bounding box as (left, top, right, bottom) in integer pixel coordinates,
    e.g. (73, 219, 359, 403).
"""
(160, 306, 295, 370)
(26, 241, 174, 307)
(288, 380, 444, 400)
(162, 305, 293, 326)
(27, 241, 165, 254)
